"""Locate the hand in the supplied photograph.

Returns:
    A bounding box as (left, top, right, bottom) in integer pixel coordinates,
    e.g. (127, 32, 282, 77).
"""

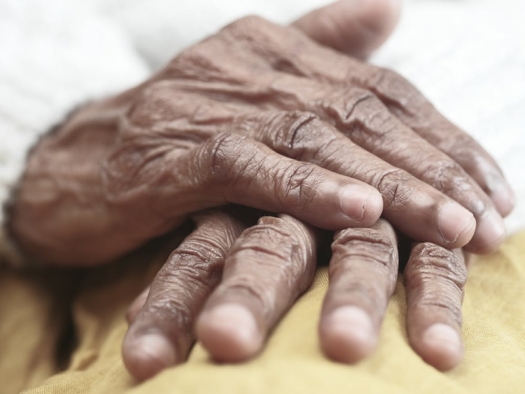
(9, 1, 512, 266)
(122, 0, 477, 380)
(123, 208, 466, 381)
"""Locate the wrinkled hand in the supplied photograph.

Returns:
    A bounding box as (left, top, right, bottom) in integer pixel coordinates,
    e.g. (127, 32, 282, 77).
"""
(10, 1, 512, 266)
(4, 0, 512, 385)
(120, 1, 494, 380)
(124, 208, 467, 381)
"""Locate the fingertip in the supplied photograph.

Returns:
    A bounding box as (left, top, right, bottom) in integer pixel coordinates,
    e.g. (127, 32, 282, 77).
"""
(490, 182, 515, 218)
(419, 324, 464, 371)
(320, 306, 377, 363)
(437, 202, 476, 248)
(122, 333, 177, 382)
(466, 209, 506, 254)
(197, 303, 262, 362)
(340, 185, 383, 226)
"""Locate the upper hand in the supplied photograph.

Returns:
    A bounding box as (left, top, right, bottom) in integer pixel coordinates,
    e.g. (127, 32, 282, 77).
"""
(9, 1, 512, 266)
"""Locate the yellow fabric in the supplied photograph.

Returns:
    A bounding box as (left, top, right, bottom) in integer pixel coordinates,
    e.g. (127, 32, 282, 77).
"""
(2, 232, 525, 394)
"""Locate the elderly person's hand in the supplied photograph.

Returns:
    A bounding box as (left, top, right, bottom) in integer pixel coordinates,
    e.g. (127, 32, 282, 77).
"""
(124, 208, 467, 381)
(118, 0, 510, 381)
(8, 3, 512, 265)
(6, 0, 513, 383)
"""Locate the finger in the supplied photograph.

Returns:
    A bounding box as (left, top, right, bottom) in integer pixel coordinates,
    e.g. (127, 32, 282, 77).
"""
(239, 110, 476, 250)
(220, 19, 514, 218)
(404, 243, 466, 371)
(364, 68, 516, 217)
(126, 286, 150, 324)
(238, 77, 504, 253)
(122, 210, 246, 381)
(111, 132, 383, 231)
(319, 219, 398, 363)
(196, 215, 317, 362)
(120, 80, 475, 250)
(314, 89, 506, 254)
(292, 0, 401, 59)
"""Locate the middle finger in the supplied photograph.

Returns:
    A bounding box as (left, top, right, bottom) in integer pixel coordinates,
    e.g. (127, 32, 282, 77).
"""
(197, 214, 318, 362)
(319, 219, 399, 363)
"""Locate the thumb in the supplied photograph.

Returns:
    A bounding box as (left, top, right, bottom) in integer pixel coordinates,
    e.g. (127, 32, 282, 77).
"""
(292, 0, 401, 59)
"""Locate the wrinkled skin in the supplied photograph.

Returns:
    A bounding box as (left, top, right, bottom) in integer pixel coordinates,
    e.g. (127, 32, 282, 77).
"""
(125, 211, 468, 381)
(8, 0, 514, 383)
(11, 16, 512, 264)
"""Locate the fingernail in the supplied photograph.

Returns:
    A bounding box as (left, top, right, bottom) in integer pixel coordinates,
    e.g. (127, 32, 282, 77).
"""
(422, 324, 463, 367)
(198, 303, 261, 361)
(133, 334, 177, 368)
(474, 209, 506, 250)
(321, 306, 376, 362)
(490, 182, 515, 217)
(340, 185, 382, 222)
(437, 202, 476, 245)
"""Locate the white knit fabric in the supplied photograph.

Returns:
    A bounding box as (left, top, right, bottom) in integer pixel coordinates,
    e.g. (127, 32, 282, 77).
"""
(1, 0, 524, 264)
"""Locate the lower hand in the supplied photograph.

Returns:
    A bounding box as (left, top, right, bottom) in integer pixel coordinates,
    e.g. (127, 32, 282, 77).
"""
(123, 208, 466, 381)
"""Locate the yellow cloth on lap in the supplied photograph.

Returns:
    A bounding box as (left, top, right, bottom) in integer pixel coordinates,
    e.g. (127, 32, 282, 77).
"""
(1, 232, 525, 394)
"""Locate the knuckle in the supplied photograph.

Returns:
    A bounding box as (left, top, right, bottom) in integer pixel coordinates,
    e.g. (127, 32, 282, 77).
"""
(222, 15, 277, 46)
(231, 15, 310, 75)
(227, 15, 269, 32)
(373, 169, 414, 210)
(159, 254, 218, 290)
(221, 16, 303, 75)
(328, 88, 397, 143)
(276, 162, 321, 210)
(425, 160, 487, 216)
(332, 227, 397, 271)
(406, 243, 467, 291)
(425, 160, 465, 190)
(372, 68, 400, 88)
(275, 111, 320, 157)
(200, 132, 252, 186)
(288, 114, 340, 163)
(370, 68, 417, 105)
(179, 232, 231, 262)
(234, 219, 308, 269)
(165, 231, 235, 288)
(251, 110, 342, 165)
(166, 42, 231, 81)
(227, 217, 314, 292)
(330, 88, 377, 125)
